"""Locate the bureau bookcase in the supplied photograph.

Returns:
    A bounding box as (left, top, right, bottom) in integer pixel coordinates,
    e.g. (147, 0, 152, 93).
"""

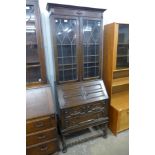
(47, 3, 109, 152)
(103, 23, 129, 135)
(26, 0, 59, 154)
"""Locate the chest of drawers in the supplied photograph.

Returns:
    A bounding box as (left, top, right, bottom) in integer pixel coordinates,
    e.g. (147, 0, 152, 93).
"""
(56, 80, 109, 152)
(26, 85, 59, 155)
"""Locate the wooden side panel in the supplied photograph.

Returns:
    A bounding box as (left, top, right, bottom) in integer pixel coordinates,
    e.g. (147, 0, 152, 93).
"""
(103, 23, 116, 99)
(112, 23, 119, 70)
(108, 105, 118, 135)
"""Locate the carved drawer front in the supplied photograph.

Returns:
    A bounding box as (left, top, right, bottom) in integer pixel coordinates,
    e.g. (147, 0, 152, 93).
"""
(118, 109, 129, 132)
(63, 111, 104, 128)
(26, 139, 58, 155)
(27, 128, 57, 146)
(27, 115, 56, 134)
(62, 102, 107, 128)
(63, 102, 106, 118)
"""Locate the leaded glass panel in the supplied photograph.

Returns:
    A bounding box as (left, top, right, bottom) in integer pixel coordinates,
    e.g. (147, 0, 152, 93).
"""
(82, 19, 101, 78)
(26, 5, 41, 83)
(55, 18, 77, 82)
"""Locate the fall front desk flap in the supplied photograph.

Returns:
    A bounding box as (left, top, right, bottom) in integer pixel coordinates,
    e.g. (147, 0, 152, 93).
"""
(57, 79, 108, 109)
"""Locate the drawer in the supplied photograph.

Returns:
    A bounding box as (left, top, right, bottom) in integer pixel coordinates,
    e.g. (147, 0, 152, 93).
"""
(118, 109, 129, 132)
(62, 101, 106, 118)
(27, 115, 56, 134)
(26, 139, 58, 155)
(26, 128, 57, 146)
(62, 111, 105, 129)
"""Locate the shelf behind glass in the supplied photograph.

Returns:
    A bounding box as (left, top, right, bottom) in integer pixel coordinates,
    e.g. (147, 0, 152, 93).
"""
(26, 66, 41, 83)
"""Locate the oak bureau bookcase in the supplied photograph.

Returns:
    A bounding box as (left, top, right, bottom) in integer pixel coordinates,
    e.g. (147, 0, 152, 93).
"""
(47, 3, 109, 152)
(26, 0, 59, 154)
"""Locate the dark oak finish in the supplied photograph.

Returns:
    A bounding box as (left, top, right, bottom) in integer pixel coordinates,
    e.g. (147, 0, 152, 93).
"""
(46, 3, 106, 14)
(47, 3, 108, 152)
(47, 3, 106, 84)
(56, 79, 108, 152)
(57, 80, 108, 109)
(26, 0, 46, 86)
(103, 23, 129, 135)
(26, 85, 59, 155)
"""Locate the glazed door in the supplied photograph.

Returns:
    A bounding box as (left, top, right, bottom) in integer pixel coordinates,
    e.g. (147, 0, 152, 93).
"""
(26, 4, 42, 83)
(116, 24, 129, 69)
(52, 16, 80, 83)
(26, 0, 46, 84)
(81, 18, 102, 80)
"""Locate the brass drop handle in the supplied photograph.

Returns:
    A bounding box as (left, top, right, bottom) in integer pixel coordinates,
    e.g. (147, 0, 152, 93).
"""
(38, 135, 46, 139)
(40, 145, 48, 151)
(35, 122, 44, 128)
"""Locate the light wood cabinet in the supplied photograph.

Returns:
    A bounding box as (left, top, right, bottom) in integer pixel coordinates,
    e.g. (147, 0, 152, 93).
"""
(103, 23, 129, 135)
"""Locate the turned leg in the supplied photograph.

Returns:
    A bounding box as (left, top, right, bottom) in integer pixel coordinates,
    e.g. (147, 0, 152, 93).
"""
(61, 135, 67, 153)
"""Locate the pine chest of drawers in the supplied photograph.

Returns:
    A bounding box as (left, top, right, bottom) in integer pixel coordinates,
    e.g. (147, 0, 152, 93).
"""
(56, 80, 109, 152)
(26, 85, 59, 155)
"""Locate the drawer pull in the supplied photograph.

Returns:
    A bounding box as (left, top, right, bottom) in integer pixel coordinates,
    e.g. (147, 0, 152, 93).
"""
(35, 122, 44, 128)
(40, 145, 48, 151)
(37, 135, 46, 139)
